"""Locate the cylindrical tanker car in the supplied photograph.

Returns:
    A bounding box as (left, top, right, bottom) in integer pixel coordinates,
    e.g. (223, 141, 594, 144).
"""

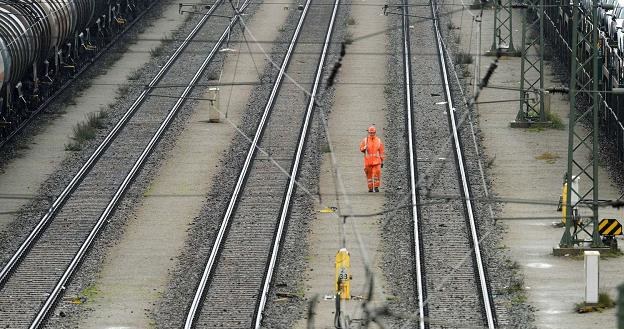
(0, 0, 152, 140)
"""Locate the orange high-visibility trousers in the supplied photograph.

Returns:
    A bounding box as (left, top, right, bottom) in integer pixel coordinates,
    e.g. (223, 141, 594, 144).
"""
(364, 164, 381, 189)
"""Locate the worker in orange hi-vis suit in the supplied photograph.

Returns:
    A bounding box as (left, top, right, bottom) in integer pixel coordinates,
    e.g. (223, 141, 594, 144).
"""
(359, 126, 385, 192)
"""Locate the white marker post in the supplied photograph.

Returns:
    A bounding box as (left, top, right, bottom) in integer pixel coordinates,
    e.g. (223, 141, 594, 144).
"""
(584, 250, 600, 304)
(207, 87, 220, 122)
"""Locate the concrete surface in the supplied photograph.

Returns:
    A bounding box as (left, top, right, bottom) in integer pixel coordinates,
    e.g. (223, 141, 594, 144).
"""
(75, 1, 292, 327)
(0, 1, 187, 233)
(450, 5, 623, 328)
(294, 1, 390, 327)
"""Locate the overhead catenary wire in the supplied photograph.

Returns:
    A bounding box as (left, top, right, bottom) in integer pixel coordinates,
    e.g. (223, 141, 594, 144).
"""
(0, 2, 613, 328)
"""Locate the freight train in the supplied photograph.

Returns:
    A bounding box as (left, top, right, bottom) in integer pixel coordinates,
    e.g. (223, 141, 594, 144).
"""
(544, 0, 624, 160)
(0, 0, 153, 142)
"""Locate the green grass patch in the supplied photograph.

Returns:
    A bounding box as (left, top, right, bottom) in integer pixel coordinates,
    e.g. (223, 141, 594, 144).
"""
(81, 284, 100, 300)
(547, 111, 565, 129)
(527, 126, 544, 132)
(485, 156, 496, 168)
(70, 284, 100, 304)
(117, 85, 130, 98)
(149, 45, 164, 58)
(505, 281, 524, 294)
(576, 292, 615, 313)
(127, 69, 142, 81)
(162, 33, 174, 44)
(207, 70, 220, 81)
(65, 111, 108, 151)
(383, 84, 394, 96)
(86, 111, 108, 129)
(511, 294, 528, 305)
(602, 249, 624, 258)
(344, 31, 354, 45)
(72, 122, 96, 143)
(296, 285, 306, 298)
(455, 51, 473, 65)
(535, 151, 560, 164)
(347, 16, 357, 25)
(505, 259, 521, 270)
(65, 141, 82, 151)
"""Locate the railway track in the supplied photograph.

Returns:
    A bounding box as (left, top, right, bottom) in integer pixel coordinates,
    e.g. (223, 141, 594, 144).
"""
(183, 0, 340, 326)
(401, 0, 496, 327)
(0, 1, 249, 326)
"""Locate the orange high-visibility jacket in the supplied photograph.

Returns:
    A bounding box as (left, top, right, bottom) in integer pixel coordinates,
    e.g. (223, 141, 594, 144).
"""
(360, 136, 385, 166)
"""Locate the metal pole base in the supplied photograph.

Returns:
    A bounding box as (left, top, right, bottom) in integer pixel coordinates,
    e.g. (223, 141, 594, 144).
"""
(485, 46, 521, 57)
(469, 0, 489, 9)
(509, 120, 552, 128)
(553, 246, 615, 256)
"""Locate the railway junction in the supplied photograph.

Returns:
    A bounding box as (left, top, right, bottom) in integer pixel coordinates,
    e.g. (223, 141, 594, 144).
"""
(0, 0, 623, 328)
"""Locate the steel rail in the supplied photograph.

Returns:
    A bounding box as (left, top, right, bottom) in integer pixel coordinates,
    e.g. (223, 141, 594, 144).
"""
(183, 0, 313, 326)
(400, 0, 426, 328)
(28, 2, 251, 327)
(0, 1, 158, 150)
(253, 0, 339, 326)
(0, 0, 224, 287)
(429, 2, 496, 328)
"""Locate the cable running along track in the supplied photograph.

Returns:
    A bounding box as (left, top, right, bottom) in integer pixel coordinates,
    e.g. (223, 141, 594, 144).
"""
(183, 0, 340, 326)
(401, 0, 496, 327)
(0, 1, 249, 326)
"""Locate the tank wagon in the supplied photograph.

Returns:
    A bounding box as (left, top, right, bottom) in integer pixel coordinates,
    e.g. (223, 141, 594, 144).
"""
(0, 0, 153, 141)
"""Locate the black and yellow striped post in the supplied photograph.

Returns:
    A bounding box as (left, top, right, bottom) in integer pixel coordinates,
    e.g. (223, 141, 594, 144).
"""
(599, 219, 623, 236)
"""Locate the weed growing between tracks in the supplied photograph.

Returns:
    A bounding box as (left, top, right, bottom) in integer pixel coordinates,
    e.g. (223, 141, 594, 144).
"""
(547, 111, 565, 129)
(454, 50, 473, 65)
(65, 111, 109, 151)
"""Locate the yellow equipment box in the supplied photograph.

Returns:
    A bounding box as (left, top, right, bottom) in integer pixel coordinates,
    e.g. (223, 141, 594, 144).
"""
(335, 248, 351, 300)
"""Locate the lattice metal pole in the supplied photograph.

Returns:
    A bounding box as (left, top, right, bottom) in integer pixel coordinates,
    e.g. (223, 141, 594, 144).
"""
(618, 283, 624, 329)
(561, 0, 603, 247)
(515, 0, 546, 125)
(488, 0, 519, 55)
